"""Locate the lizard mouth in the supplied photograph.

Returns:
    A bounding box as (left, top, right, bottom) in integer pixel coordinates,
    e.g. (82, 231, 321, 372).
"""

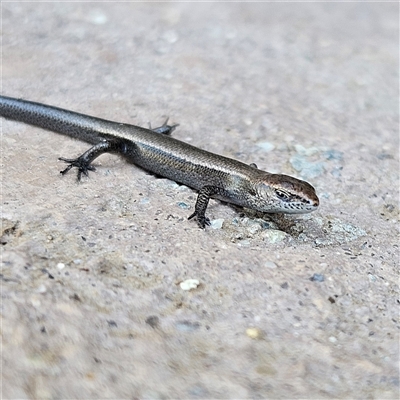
(279, 197, 319, 213)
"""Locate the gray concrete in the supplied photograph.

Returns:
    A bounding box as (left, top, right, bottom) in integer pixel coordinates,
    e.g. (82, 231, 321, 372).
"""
(2, 2, 398, 399)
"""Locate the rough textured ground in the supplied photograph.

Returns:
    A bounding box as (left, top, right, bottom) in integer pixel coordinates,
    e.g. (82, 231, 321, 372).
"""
(1, 2, 399, 399)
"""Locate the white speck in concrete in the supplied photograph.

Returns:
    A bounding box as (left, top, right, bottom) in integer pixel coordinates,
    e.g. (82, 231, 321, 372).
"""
(162, 30, 179, 43)
(246, 328, 263, 339)
(180, 279, 200, 291)
(243, 118, 253, 126)
(265, 261, 277, 269)
(262, 230, 287, 243)
(257, 142, 275, 152)
(30, 297, 41, 308)
(294, 144, 319, 157)
(37, 285, 47, 294)
(210, 219, 224, 229)
(88, 10, 108, 25)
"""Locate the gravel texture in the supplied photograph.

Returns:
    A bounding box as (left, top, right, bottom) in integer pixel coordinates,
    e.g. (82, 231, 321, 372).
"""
(2, 2, 399, 399)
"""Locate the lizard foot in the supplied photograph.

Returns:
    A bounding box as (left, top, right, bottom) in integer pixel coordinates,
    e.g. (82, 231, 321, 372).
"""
(188, 211, 211, 229)
(59, 157, 96, 181)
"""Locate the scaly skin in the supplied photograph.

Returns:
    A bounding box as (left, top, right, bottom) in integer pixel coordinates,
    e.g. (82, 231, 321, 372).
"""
(0, 95, 319, 228)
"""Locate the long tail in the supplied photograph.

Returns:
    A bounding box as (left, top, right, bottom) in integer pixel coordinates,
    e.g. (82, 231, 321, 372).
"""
(0, 95, 122, 144)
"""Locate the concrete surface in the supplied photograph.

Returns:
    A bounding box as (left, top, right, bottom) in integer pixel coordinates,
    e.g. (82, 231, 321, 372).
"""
(1, 2, 399, 399)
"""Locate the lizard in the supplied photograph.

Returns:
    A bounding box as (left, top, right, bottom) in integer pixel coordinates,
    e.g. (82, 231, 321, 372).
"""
(0, 95, 319, 228)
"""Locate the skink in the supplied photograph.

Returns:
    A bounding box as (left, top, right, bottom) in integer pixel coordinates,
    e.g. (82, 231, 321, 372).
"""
(0, 95, 319, 228)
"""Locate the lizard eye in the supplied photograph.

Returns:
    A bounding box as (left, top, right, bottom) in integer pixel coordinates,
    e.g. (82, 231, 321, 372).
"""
(276, 189, 290, 201)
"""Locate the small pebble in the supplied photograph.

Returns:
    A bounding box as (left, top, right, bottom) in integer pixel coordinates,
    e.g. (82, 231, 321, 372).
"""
(145, 316, 160, 328)
(323, 149, 343, 161)
(176, 320, 200, 332)
(281, 282, 289, 289)
(210, 219, 224, 229)
(30, 297, 41, 307)
(310, 273, 325, 282)
(243, 118, 253, 126)
(294, 144, 319, 156)
(257, 142, 275, 152)
(246, 221, 262, 235)
(162, 30, 179, 43)
(177, 202, 190, 209)
(37, 284, 47, 293)
(246, 328, 263, 339)
(262, 230, 287, 243)
(265, 261, 277, 269)
(57, 262, 65, 270)
(107, 320, 118, 328)
(180, 279, 200, 291)
(290, 155, 325, 179)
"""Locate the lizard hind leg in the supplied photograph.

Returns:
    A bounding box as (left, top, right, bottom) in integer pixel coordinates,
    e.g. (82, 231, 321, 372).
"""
(149, 117, 179, 135)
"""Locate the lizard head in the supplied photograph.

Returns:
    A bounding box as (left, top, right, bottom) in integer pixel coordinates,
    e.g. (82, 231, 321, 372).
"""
(251, 173, 319, 214)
